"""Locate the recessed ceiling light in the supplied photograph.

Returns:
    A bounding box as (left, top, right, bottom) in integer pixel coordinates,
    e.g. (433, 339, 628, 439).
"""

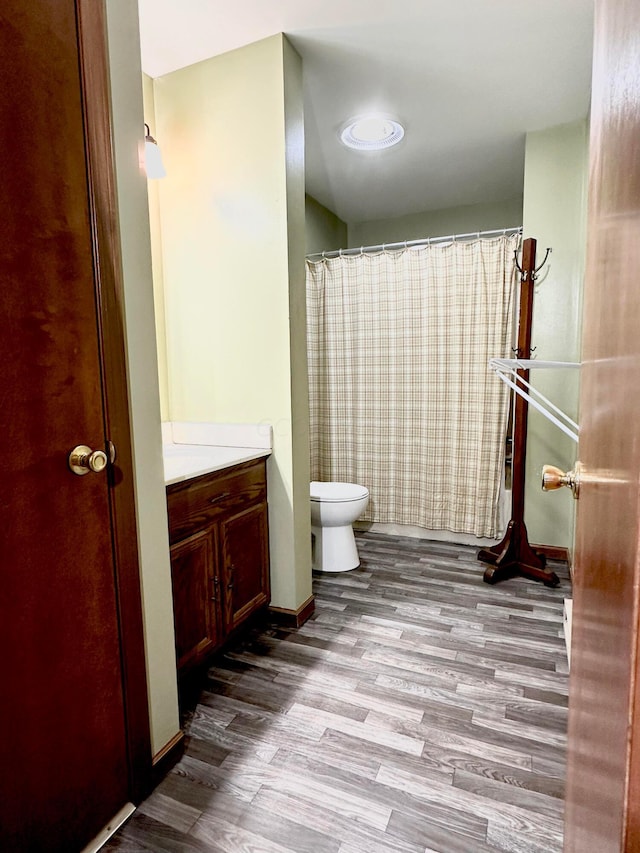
(340, 116, 405, 151)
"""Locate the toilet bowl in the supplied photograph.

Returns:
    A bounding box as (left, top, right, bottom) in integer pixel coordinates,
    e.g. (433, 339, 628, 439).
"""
(310, 481, 370, 572)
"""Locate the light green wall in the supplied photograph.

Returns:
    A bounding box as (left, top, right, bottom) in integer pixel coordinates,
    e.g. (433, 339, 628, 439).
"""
(348, 196, 524, 247)
(153, 34, 312, 611)
(142, 74, 169, 422)
(522, 120, 588, 550)
(105, 0, 180, 756)
(305, 194, 348, 254)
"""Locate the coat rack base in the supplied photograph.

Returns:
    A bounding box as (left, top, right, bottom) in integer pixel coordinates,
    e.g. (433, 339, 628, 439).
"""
(478, 519, 560, 587)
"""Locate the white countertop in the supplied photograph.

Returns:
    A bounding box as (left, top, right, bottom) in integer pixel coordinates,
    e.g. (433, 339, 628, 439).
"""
(163, 443, 270, 486)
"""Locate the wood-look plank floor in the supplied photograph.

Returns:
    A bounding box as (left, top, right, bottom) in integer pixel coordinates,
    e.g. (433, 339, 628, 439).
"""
(106, 532, 570, 853)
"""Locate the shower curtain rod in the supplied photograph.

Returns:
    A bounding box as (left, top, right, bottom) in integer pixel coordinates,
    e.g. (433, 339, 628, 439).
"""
(306, 226, 522, 260)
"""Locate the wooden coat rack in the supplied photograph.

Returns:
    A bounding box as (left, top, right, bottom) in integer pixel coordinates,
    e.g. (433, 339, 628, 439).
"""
(478, 237, 560, 587)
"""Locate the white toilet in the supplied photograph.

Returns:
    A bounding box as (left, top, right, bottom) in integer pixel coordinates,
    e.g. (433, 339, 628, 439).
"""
(310, 481, 370, 572)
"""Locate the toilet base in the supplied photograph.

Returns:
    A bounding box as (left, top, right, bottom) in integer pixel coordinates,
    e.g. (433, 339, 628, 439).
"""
(312, 523, 360, 572)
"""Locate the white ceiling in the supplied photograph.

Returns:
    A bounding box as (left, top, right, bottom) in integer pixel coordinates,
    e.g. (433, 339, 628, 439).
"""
(137, 0, 594, 225)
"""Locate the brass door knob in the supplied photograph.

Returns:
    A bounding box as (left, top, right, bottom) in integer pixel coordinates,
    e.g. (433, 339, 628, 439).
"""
(541, 462, 581, 499)
(68, 445, 109, 476)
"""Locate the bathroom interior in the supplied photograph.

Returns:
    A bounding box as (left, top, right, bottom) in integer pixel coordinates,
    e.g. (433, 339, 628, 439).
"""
(102, 0, 593, 848)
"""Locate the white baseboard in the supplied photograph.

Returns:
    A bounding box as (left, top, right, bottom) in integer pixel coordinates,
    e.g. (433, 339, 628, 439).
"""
(564, 598, 573, 666)
(80, 803, 135, 853)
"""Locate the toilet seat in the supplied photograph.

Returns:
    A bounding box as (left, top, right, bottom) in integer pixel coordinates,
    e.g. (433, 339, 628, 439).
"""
(310, 481, 369, 502)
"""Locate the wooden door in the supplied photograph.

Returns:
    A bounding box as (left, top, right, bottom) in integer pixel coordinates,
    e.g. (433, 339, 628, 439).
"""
(221, 503, 270, 631)
(564, 0, 640, 849)
(0, 2, 150, 850)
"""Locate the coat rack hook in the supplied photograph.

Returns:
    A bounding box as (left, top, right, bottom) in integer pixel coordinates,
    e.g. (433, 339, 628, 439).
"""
(532, 247, 552, 280)
(513, 249, 526, 279)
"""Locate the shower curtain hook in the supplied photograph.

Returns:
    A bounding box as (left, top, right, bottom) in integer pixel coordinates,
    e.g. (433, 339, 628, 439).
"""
(339, 248, 343, 257)
(321, 250, 326, 259)
(360, 246, 364, 256)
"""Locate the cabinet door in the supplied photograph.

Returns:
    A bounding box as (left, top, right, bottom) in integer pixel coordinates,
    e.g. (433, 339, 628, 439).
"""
(170, 528, 219, 670)
(221, 503, 270, 631)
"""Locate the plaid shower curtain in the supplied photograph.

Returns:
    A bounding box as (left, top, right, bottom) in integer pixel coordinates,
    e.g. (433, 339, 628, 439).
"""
(306, 235, 517, 537)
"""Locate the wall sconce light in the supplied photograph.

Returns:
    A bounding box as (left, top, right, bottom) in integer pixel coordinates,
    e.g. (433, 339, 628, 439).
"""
(144, 123, 166, 179)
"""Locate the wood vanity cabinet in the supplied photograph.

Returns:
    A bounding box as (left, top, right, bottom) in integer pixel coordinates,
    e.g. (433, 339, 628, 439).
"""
(166, 457, 270, 673)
